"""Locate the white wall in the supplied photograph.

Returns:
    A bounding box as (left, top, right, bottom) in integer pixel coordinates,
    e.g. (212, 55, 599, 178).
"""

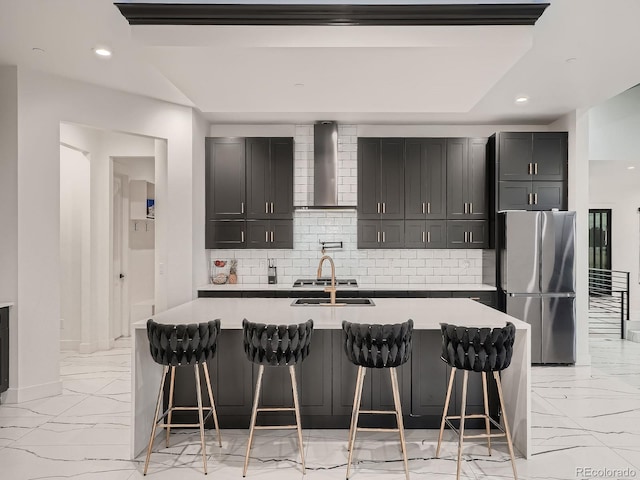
(59, 146, 90, 350)
(3, 67, 200, 403)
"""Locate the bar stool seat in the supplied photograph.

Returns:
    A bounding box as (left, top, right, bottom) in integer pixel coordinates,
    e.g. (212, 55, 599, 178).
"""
(436, 322, 518, 480)
(342, 319, 414, 480)
(242, 318, 313, 477)
(144, 319, 222, 476)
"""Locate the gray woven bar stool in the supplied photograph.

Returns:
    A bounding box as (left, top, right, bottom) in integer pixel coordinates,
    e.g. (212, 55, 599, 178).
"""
(436, 322, 518, 480)
(342, 319, 414, 480)
(242, 318, 314, 477)
(144, 319, 222, 475)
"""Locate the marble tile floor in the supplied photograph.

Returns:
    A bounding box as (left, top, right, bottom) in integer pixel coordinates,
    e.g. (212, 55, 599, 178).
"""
(1, 337, 639, 479)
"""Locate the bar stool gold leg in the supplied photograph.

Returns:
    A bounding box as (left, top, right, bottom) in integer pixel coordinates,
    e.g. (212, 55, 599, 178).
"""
(289, 366, 306, 473)
(165, 366, 176, 448)
(436, 367, 456, 458)
(144, 365, 168, 476)
(244, 365, 264, 477)
(203, 361, 222, 448)
(347, 367, 364, 452)
(481, 372, 492, 456)
(390, 368, 410, 480)
(456, 370, 469, 480)
(494, 372, 518, 480)
(346, 368, 365, 480)
(194, 364, 208, 474)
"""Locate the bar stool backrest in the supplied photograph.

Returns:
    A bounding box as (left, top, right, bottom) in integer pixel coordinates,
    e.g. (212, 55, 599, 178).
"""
(342, 319, 414, 368)
(242, 319, 314, 366)
(440, 322, 516, 372)
(146, 319, 220, 366)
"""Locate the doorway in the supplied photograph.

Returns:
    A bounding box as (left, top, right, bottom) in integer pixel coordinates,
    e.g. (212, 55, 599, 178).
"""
(589, 209, 612, 270)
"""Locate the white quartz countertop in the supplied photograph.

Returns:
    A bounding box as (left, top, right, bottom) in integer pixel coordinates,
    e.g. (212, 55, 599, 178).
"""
(0, 302, 14, 309)
(198, 283, 496, 292)
(134, 297, 527, 331)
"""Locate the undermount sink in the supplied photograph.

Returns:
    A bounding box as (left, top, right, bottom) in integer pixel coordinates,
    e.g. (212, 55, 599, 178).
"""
(291, 298, 375, 306)
(292, 278, 358, 287)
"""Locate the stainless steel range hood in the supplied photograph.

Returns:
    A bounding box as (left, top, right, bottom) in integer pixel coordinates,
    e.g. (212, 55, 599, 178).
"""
(312, 121, 340, 208)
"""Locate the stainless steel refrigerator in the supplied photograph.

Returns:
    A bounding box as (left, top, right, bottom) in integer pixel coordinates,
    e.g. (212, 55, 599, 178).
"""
(498, 211, 576, 364)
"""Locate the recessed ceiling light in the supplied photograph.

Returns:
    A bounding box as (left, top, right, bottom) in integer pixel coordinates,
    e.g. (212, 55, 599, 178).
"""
(515, 95, 529, 104)
(294, 83, 305, 88)
(93, 47, 112, 58)
(628, 166, 635, 170)
(566, 57, 577, 64)
(32, 47, 45, 54)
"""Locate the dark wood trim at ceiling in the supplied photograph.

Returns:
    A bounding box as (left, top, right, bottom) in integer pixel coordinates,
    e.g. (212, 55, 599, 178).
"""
(114, 3, 550, 26)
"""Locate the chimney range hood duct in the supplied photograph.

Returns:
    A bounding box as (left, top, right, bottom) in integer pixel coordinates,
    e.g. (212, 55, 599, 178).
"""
(313, 121, 340, 208)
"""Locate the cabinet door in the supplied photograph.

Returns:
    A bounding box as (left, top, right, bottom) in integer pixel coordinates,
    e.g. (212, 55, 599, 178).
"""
(270, 220, 293, 249)
(358, 138, 381, 219)
(245, 138, 271, 219)
(205, 220, 245, 249)
(299, 330, 333, 415)
(332, 331, 372, 415)
(245, 220, 270, 248)
(370, 363, 411, 413)
(498, 181, 533, 211)
(425, 220, 448, 249)
(380, 139, 405, 219)
(498, 132, 533, 181)
(446, 138, 467, 218)
(270, 138, 294, 219)
(532, 132, 567, 181)
(405, 139, 446, 220)
(411, 331, 451, 416)
(447, 220, 486, 248)
(404, 220, 426, 249)
(357, 220, 381, 249)
(206, 138, 246, 219)
(532, 181, 566, 211)
(467, 138, 488, 219)
(380, 220, 405, 249)
(0, 308, 8, 394)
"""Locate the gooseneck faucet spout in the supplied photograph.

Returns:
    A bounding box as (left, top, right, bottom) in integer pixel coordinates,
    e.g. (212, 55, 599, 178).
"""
(317, 255, 337, 305)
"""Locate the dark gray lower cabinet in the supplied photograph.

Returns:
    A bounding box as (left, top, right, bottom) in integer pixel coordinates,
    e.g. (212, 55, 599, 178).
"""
(405, 220, 447, 249)
(357, 220, 404, 249)
(168, 327, 497, 428)
(447, 221, 489, 248)
(0, 307, 8, 395)
(206, 220, 245, 249)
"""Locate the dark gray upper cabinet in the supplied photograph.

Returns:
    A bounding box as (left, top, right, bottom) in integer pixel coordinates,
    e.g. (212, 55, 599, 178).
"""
(498, 132, 567, 182)
(404, 139, 446, 220)
(246, 137, 293, 220)
(447, 220, 489, 248)
(405, 220, 447, 249)
(532, 181, 567, 211)
(446, 138, 488, 220)
(246, 219, 293, 249)
(206, 220, 246, 249)
(206, 137, 246, 219)
(358, 138, 404, 220)
(357, 220, 404, 249)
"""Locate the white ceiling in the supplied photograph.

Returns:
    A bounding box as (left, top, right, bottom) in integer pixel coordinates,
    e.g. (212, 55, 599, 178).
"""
(1, 0, 640, 125)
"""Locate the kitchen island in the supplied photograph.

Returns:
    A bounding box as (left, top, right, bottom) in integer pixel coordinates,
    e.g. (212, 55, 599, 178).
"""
(131, 297, 530, 460)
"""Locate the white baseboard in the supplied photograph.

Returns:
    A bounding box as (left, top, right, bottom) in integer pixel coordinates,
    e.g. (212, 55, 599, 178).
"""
(0, 380, 63, 404)
(60, 339, 80, 351)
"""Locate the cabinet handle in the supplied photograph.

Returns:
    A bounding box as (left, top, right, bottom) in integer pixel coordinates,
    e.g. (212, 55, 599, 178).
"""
(382, 202, 386, 214)
(464, 203, 468, 214)
(382, 231, 386, 243)
(241, 202, 244, 214)
(270, 202, 274, 213)
(527, 193, 532, 205)
(469, 203, 473, 214)
(265, 231, 269, 242)
(534, 163, 538, 175)
(427, 231, 431, 243)
(241, 231, 245, 243)
(422, 202, 425, 214)
(464, 231, 468, 243)
(271, 231, 274, 243)
(265, 202, 269, 214)
(377, 202, 381, 214)
(528, 163, 532, 175)
(534, 193, 538, 204)
(470, 231, 473, 243)
(427, 202, 431, 214)
(377, 231, 381, 243)
(422, 231, 425, 243)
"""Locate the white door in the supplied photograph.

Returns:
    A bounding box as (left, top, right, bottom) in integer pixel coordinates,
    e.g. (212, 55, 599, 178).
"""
(112, 175, 126, 340)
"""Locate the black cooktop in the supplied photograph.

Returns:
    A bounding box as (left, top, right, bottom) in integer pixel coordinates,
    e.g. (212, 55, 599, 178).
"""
(292, 278, 358, 287)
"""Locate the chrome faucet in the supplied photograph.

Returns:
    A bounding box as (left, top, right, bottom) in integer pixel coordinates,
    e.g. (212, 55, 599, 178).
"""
(317, 255, 337, 305)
